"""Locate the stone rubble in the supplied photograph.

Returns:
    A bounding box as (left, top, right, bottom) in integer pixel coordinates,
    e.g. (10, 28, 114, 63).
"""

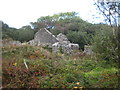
(28, 29, 79, 54)
(52, 33, 79, 54)
(2, 28, 94, 55)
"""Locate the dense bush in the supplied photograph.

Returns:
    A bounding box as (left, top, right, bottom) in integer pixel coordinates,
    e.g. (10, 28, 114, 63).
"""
(2, 13, 119, 88)
(2, 22, 35, 42)
(67, 31, 89, 50)
(92, 29, 118, 62)
(17, 29, 34, 42)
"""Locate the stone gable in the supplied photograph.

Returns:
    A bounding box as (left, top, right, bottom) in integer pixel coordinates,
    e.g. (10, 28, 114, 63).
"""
(28, 29, 79, 54)
(29, 28, 58, 47)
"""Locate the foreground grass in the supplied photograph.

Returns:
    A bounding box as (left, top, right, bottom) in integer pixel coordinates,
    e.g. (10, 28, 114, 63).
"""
(2, 45, 120, 88)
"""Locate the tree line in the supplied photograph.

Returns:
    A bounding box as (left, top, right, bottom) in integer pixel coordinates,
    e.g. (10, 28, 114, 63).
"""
(2, 12, 113, 49)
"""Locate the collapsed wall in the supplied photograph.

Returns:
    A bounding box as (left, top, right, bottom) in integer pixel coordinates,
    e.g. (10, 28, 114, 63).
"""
(52, 33, 79, 54)
(28, 28, 79, 54)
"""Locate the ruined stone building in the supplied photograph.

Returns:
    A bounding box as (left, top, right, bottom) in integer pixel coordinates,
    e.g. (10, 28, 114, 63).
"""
(28, 28, 79, 54)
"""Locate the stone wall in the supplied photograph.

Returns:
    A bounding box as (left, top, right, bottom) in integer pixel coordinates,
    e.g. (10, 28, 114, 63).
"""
(29, 28, 58, 47)
(28, 29, 79, 54)
(52, 33, 79, 54)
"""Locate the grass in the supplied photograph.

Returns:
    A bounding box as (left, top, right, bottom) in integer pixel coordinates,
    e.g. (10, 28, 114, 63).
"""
(2, 45, 120, 88)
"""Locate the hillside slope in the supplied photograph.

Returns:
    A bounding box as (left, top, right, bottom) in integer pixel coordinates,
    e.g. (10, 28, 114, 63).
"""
(2, 45, 119, 88)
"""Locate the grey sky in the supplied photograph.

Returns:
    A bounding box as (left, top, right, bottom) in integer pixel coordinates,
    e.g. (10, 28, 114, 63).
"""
(0, 0, 104, 28)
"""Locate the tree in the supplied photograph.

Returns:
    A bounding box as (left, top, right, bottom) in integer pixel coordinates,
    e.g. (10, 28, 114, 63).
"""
(30, 12, 100, 49)
(92, 28, 118, 62)
(2, 22, 35, 42)
(94, 0, 119, 26)
(93, 0, 119, 62)
(30, 12, 80, 31)
(94, 0, 119, 38)
(20, 25, 33, 30)
(67, 31, 88, 50)
(15, 29, 34, 42)
(2, 22, 17, 39)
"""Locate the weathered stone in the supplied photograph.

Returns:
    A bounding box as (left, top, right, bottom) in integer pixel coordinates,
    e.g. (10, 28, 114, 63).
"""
(28, 29, 79, 54)
(52, 42, 61, 53)
(52, 33, 79, 54)
(30, 28, 58, 47)
(52, 42, 79, 54)
(28, 40, 37, 46)
(62, 44, 72, 54)
(83, 45, 93, 55)
(56, 33, 68, 42)
(68, 43, 79, 50)
(21, 42, 28, 45)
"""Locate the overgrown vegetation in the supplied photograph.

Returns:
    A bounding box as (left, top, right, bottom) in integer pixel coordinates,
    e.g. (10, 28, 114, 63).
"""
(2, 10, 119, 88)
(92, 29, 118, 62)
(2, 45, 119, 88)
(2, 23, 34, 42)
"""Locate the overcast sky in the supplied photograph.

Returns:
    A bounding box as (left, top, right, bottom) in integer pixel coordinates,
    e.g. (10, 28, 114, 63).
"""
(0, 0, 104, 28)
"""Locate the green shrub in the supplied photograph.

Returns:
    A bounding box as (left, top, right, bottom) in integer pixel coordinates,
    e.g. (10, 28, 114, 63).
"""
(84, 67, 119, 88)
(67, 31, 88, 50)
(92, 29, 118, 62)
(42, 45, 52, 52)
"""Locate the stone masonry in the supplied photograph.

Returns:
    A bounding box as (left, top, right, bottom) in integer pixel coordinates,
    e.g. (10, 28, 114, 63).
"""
(28, 29, 79, 54)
